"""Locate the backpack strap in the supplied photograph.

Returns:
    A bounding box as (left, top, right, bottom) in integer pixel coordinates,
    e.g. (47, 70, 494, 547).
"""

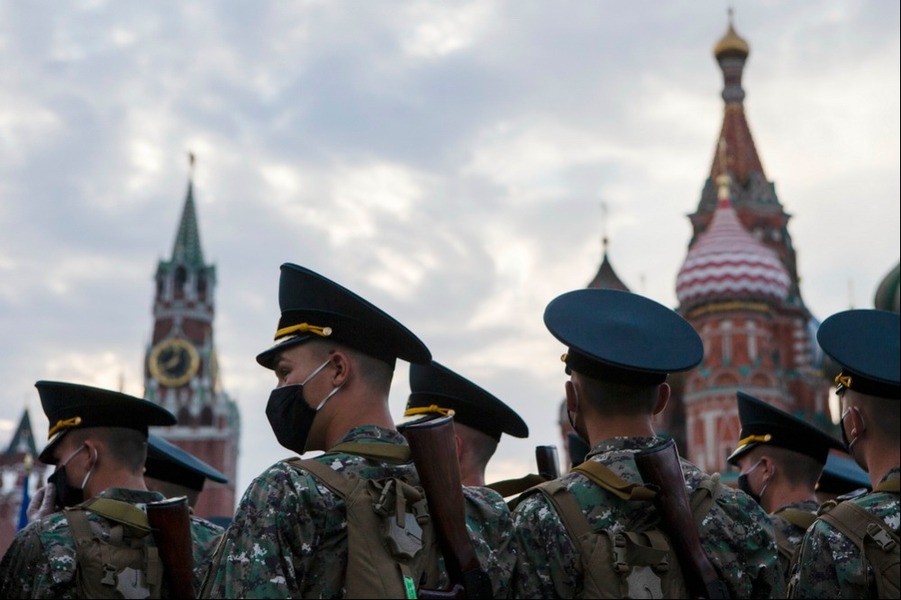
(486, 473, 547, 498)
(535, 479, 594, 540)
(874, 477, 900, 494)
(328, 441, 411, 463)
(819, 502, 900, 553)
(286, 457, 358, 497)
(80, 498, 152, 536)
(572, 460, 657, 501)
(775, 507, 817, 531)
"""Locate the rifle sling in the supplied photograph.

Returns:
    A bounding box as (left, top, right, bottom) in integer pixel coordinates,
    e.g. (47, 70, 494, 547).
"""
(79, 497, 152, 536)
(328, 441, 412, 463)
(573, 460, 657, 501)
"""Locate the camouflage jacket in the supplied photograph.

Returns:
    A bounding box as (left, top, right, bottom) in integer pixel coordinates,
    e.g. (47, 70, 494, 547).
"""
(511, 436, 784, 599)
(0, 487, 223, 599)
(200, 425, 515, 599)
(788, 467, 900, 598)
(771, 499, 820, 579)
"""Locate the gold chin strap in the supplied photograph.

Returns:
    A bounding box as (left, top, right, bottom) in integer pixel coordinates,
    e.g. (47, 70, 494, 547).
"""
(48, 416, 82, 438)
(274, 322, 332, 341)
(403, 405, 456, 418)
(736, 433, 772, 448)
(834, 373, 853, 392)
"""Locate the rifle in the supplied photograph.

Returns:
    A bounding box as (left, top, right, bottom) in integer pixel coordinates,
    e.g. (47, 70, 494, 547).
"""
(400, 413, 494, 600)
(634, 439, 729, 600)
(535, 445, 560, 480)
(146, 496, 196, 599)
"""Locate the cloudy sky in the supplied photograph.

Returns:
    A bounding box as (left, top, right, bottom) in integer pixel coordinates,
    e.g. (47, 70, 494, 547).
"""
(1, 1, 898, 499)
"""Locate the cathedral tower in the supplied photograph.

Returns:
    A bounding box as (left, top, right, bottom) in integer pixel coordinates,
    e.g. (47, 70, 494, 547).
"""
(675, 18, 831, 475)
(144, 157, 239, 519)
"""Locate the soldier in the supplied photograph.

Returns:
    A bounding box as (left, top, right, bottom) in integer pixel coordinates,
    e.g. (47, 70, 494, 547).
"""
(405, 360, 528, 486)
(200, 263, 515, 598)
(727, 391, 843, 579)
(143, 434, 229, 589)
(511, 288, 783, 599)
(815, 450, 871, 504)
(0, 381, 212, 597)
(144, 434, 229, 511)
(789, 308, 900, 598)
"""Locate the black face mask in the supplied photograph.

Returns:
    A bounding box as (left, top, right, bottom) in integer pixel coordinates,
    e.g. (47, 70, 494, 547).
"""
(737, 459, 767, 505)
(265, 360, 341, 454)
(48, 445, 93, 509)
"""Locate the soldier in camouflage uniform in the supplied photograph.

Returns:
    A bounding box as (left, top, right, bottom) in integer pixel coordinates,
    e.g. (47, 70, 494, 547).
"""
(143, 433, 228, 589)
(511, 289, 784, 599)
(727, 391, 844, 581)
(405, 360, 528, 487)
(200, 263, 515, 598)
(0, 381, 219, 598)
(789, 308, 900, 598)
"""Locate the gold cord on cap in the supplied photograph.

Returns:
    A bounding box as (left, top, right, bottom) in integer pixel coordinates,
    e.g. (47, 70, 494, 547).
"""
(736, 433, 772, 448)
(403, 405, 456, 418)
(274, 322, 333, 341)
(48, 416, 82, 438)
(834, 373, 853, 392)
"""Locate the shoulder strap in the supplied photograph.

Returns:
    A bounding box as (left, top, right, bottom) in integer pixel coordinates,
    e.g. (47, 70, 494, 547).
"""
(874, 477, 900, 494)
(535, 479, 594, 540)
(80, 498, 152, 536)
(819, 501, 900, 552)
(572, 460, 657, 501)
(776, 507, 818, 530)
(328, 441, 411, 463)
(689, 474, 721, 527)
(487, 473, 547, 498)
(286, 457, 357, 498)
(65, 508, 95, 552)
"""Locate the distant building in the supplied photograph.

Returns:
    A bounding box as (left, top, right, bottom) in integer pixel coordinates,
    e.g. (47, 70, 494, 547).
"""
(144, 160, 240, 521)
(582, 17, 833, 476)
(0, 410, 44, 556)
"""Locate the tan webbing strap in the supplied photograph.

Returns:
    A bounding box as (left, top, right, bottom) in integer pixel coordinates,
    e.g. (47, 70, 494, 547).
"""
(573, 460, 657, 501)
(537, 479, 594, 540)
(776, 507, 817, 530)
(66, 508, 95, 550)
(329, 441, 412, 463)
(820, 501, 900, 552)
(689, 474, 720, 527)
(82, 498, 152, 536)
(486, 473, 547, 498)
(287, 458, 357, 497)
(874, 477, 900, 494)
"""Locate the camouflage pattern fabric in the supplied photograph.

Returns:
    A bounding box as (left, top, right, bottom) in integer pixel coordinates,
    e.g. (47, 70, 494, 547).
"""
(511, 436, 784, 599)
(0, 487, 224, 598)
(771, 499, 820, 580)
(200, 425, 515, 599)
(788, 467, 900, 598)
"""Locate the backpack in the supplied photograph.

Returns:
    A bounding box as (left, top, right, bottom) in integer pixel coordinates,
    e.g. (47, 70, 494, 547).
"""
(64, 497, 164, 599)
(816, 478, 900, 599)
(287, 445, 443, 599)
(523, 459, 721, 599)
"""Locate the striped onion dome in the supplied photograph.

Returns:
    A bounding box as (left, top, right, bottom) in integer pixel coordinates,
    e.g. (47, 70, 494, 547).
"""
(677, 174, 790, 310)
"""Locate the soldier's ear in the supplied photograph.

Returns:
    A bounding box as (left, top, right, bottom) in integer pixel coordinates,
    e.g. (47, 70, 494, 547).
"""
(651, 383, 670, 415)
(328, 350, 350, 386)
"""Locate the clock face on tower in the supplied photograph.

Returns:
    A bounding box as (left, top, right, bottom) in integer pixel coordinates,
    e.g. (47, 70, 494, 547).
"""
(149, 338, 200, 387)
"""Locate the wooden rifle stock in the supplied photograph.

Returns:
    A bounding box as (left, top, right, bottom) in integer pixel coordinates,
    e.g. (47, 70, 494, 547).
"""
(535, 445, 560, 480)
(146, 496, 195, 599)
(400, 414, 493, 599)
(634, 440, 729, 600)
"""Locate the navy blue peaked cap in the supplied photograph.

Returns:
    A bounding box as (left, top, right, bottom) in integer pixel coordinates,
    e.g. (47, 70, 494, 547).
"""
(544, 289, 703, 385)
(256, 263, 432, 370)
(816, 309, 900, 399)
(817, 451, 871, 495)
(37, 381, 176, 464)
(407, 361, 528, 442)
(727, 392, 843, 465)
(145, 434, 228, 491)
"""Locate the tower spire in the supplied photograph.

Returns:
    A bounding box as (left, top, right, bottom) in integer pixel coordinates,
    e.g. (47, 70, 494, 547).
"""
(171, 153, 205, 267)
